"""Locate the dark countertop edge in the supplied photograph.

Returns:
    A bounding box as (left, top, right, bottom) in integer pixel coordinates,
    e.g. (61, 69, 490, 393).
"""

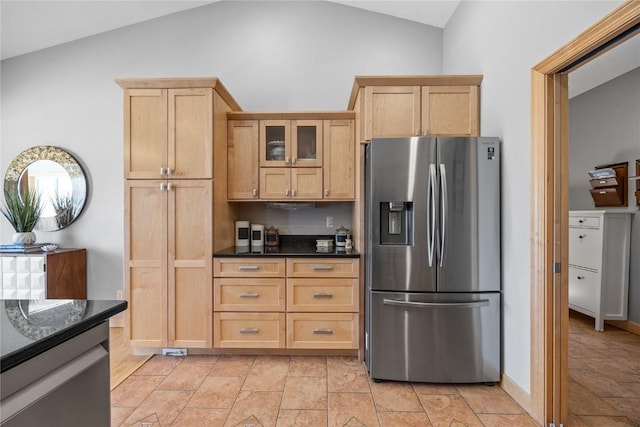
(214, 248, 360, 258)
(1, 300, 127, 373)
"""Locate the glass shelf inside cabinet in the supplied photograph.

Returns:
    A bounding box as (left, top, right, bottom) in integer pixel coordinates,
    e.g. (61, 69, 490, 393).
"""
(265, 126, 286, 161)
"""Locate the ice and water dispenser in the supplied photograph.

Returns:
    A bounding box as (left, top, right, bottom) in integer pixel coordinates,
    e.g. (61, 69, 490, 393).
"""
(380, 202, 413, 245)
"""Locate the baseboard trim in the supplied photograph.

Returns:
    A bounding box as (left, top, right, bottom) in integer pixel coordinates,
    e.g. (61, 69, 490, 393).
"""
(501, 372, 532, 415)
(606, 319, 640, 336)
(109, 314, 124, 328)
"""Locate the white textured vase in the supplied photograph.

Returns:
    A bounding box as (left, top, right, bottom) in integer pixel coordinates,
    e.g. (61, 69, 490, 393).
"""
(12, 232, 36, 244)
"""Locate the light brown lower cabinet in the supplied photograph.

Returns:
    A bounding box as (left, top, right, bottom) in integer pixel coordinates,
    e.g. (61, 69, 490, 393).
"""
(213, 257, 359, 350)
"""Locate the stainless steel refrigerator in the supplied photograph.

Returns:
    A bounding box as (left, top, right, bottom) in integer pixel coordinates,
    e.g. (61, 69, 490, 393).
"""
(365, 136, 501, 383)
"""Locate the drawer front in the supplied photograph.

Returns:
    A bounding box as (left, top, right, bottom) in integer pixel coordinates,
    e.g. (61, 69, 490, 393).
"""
(287, 278, 358, 312)
(287, 313, 358, 349)
(214, 312, 285, 348)
(568, 227, 602, 270)
(568, 215, 600, 228)
(214, 258, 285, 278)
(214, 278, 285, 312)
(568, 267, 599, 315)
(590, 188, 624, 207)
(286, 258, 359, 278)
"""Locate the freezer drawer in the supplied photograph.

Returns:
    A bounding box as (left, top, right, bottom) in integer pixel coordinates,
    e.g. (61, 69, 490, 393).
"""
(368, 291, 500, 383)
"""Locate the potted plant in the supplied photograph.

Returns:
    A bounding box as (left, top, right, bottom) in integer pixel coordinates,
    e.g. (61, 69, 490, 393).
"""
(1, 188, 43, 244)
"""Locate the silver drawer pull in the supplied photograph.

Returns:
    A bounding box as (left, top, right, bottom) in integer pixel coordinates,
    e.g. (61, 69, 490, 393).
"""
(599, 180, 607, 184)
(577, 276, 585, 280)
(578, 234, 586, 239)
(238, 265, 259, 271)
(599, 191, 606, 194)
(313, 329, 333, 335)
(312, 293, 334, 299)
(240, 328, 259, 334)
(312, 265, 334, 271)
(239, 292, 259, 298)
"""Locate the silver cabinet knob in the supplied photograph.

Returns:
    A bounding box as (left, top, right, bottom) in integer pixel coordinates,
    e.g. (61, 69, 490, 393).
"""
(285, 156, 290, 165)
(160, 167, 166, 176)
(292, 189, 297, 197)
(160, 183, 166, 191)
(167, 182, 173, 191)
(324, 189, 329, 197)
(285, 189, 290, 197)
(167, 167, 173, 176)
(252, 188, 257, 197)
(292, 156, 296, 164)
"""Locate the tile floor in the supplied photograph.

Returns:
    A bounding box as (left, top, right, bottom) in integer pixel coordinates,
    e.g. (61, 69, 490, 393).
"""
(568, 311, 640, 426)
(111, 354, 536, 426)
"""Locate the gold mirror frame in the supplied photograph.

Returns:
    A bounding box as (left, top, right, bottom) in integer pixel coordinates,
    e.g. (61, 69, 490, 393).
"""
(4, 146, 88, 231)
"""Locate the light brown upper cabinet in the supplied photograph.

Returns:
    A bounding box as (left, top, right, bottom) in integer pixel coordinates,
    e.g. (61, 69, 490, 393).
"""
(227, 112, 355, 201)
(348, 76, 482, 141)
(117, 78, 242, 180)
(228, 120, 260, 200)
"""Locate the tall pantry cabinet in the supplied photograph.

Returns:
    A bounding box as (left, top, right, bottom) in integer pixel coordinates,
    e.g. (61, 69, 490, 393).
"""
(116, 78, 241, 349)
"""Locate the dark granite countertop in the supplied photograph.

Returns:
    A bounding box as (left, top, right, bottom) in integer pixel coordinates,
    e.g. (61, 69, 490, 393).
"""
(0, 299, 127, 373)
(214, 235, 359, 258)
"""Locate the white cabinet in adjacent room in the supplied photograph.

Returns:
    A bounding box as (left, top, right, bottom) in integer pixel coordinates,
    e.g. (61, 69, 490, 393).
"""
(568, 210, 632, 331)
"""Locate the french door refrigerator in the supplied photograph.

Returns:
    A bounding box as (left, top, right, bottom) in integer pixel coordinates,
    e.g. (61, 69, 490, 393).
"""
(365, 136, 501, 383)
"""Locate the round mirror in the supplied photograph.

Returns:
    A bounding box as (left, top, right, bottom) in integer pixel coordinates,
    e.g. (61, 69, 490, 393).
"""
(4, 146, 88, 231)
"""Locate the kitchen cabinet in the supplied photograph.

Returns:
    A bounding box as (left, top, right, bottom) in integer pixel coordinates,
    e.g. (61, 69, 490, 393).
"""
(212, 256, 359, 350)
(227, 120, 260, 200)
(125, 180, 213, 348)
(118, 78, 240, 350)
(347, 75, 482, 141)
(213, 258, 286, 348)
(568, 211, 632, 331)
(227, 112, 355, 201)
(122, 88, 213, 179)
(0, 249, 86, 299)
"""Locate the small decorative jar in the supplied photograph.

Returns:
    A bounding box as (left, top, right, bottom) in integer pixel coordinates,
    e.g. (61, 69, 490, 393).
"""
(265, 226, 280, 247)
(335, 226, 349, 247)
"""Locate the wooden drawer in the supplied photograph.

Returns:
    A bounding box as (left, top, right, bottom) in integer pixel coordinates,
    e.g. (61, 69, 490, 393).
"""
(590, 187, 624, 207)
(569, 215, 600, 228)
(286, 258, 359, 278)
(589, 177, 619, 189)
(286, 313, 358, 349)
(568, 266, 599, 315)
(214, 312, 285, 348)
(213, 258, 285, 278)
(287, 278, 358, 312)
(214, 278, 285, 311)
(568, 227, 603, 271)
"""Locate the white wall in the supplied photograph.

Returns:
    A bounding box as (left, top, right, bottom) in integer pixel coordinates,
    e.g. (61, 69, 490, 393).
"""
(0, 1, 442, 299)
(442, 0, 623, 394)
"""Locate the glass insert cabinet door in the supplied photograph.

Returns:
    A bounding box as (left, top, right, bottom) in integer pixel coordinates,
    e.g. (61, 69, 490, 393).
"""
(259, 120, 323, 167)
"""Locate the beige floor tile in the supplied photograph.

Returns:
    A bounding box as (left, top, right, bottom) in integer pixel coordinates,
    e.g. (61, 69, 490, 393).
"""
(477, 414, 539, 426)
(188, 376, 244, 409)
(223, 390, 282, 427)
(210, 355, 256, 377)
(157, 363, 212, 390)
(110, 406, 134, 427)
(125, 413, 159, 426)
(173, 408, 229, 426)
(328, 363, 371, 393)
(243, 362, 289, 391)
(326, 356, 364, 368)
(455, 384, 524, 414)
(254, 355, 291, 366)
(111, 375, 164, 407)
(123, 389, 193, 425)
(568, 381, 620, 416)
(418, 394, 483, 427)
(276, 409, 328, 426)
(570, 369, 638, 398)
(180, 354, 220, 364)
(369, 380, 422, 412)
(289, 356, 327, 377)
(328, 392, 379, 427)
(577, 415, 637, 427)
(378, 411, 432, 426)
(620, 382, 640, 396)
(411, 383, 458, 395)
(281, 376, 328, 410)
(602, 397, 640, 424)
(567, 411, 590, 427)
(132, 355, 182, 376)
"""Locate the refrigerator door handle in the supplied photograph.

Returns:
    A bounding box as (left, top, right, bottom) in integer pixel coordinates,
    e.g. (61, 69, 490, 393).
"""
(428, 164, 437, 266)
(439, 163, 448, 267)
(383, 298, 490, 309)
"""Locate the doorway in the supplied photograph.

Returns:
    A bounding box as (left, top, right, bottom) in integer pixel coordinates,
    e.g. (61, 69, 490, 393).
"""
(530, 2, 640, 426)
